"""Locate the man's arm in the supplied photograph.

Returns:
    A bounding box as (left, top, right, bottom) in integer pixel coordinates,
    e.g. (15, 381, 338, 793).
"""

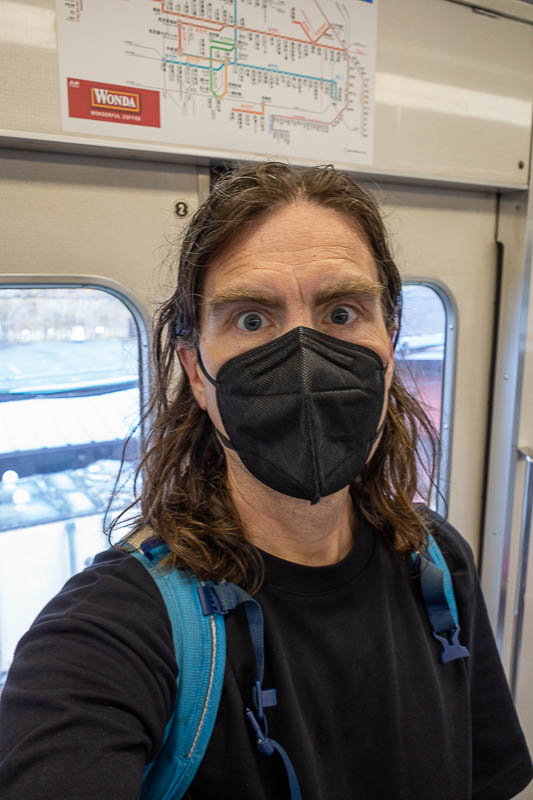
(0, 550, 177, 800)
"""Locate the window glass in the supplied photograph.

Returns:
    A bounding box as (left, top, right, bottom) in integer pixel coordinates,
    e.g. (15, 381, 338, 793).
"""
(0, 287, 142, 688)
(395, 283, 450, 507)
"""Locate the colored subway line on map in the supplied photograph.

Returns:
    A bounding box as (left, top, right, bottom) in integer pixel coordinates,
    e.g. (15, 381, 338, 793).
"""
(209, 40, 234, 98)
(238, 57, 337, 96)
(157, 0, 343, 101)
(165, 57, 223, 71)
(154, 0, 347, 53)
(163, 47, 339, 101)
(156, 0, 351, 116)
(232, 102, 265, 115)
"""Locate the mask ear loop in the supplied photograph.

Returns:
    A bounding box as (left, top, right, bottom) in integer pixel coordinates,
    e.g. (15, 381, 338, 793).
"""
(364, 361, 389, 457)
(196, 349, 217, 387)
(195, 350, 236, 451)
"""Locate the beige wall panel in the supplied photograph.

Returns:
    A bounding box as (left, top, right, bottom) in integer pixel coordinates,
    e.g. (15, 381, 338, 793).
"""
(0, 149, 199, 314)
(375, 0, 533, 186)
(372, 183, 497, 552)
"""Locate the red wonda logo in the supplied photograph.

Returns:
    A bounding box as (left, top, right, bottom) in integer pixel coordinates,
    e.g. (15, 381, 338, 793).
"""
(67, 78, 160, 128)
(90, 87, 141, 112)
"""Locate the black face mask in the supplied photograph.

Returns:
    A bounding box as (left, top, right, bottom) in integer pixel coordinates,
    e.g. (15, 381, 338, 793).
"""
(198, 326, 387, 504)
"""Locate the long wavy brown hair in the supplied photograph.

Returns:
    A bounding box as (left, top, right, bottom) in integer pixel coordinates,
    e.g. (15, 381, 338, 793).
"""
(113, 162, 439, 592)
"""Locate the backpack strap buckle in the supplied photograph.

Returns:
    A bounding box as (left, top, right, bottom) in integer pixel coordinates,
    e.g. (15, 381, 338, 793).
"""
(139, 537, 167, 561)
(253, 680, 277, 719)
(416, 541, 470, 664)
(433, 624, 470, 664)
(197, 584, 229, 616)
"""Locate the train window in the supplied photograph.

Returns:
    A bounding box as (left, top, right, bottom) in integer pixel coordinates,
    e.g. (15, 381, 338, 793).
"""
(395, 282, 453, 509)
(0, 286, 145, 689)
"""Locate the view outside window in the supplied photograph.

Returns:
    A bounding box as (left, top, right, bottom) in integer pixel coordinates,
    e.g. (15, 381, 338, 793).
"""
(0, 287, 142, 688)
(395, 283, 448, 506)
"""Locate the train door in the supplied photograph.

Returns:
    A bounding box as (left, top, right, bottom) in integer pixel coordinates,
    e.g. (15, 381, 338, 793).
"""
(374, 182, 497, 545)
(487, 192, 533, 799)
(388, 188, 533, 794)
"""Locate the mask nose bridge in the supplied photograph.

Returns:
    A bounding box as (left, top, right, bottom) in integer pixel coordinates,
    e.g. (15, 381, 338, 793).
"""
(297, 331, 324, 504)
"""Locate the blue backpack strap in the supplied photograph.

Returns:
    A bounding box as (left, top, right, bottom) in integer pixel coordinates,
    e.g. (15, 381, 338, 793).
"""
(129, 539, 226, 800)
(412, 532, 470, 664)
(199, 582, 302, 800)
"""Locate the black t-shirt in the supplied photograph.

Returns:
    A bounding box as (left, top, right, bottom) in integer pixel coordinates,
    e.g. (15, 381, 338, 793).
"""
(0, 514, 531, 799)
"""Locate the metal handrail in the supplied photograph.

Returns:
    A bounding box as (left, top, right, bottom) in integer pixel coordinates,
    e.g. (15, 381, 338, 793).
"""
(510, 447, 533, 701)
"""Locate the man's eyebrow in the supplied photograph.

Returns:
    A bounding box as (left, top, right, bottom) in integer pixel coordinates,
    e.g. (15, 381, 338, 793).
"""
(206, 278, 384, 317)
(206, 288, 284, 316)
(313, 278, 384, 305)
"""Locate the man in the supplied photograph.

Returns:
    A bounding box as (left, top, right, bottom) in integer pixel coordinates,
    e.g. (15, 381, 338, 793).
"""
(0, 162, 531, 799)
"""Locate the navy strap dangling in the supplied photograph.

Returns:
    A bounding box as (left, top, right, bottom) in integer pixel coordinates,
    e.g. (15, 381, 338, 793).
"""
(414, 550, 470, 664)
(198, 581, 302, 800)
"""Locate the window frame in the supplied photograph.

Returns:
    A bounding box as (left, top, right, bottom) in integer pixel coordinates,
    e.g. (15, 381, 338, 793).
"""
(399, 278, 458, 515)
(0, 276, 152, 680)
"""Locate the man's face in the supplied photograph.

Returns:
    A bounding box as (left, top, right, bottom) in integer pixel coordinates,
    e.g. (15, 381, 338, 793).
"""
(180, 200, 394, 451)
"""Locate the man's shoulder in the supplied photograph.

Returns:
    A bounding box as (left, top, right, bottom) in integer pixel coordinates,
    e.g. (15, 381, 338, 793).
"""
(33, 536, 167, 630)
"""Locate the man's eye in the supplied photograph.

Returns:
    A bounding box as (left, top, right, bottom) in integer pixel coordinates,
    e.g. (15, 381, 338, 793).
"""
(235, 311, 267, 332)
(328, 305, 357, 325)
